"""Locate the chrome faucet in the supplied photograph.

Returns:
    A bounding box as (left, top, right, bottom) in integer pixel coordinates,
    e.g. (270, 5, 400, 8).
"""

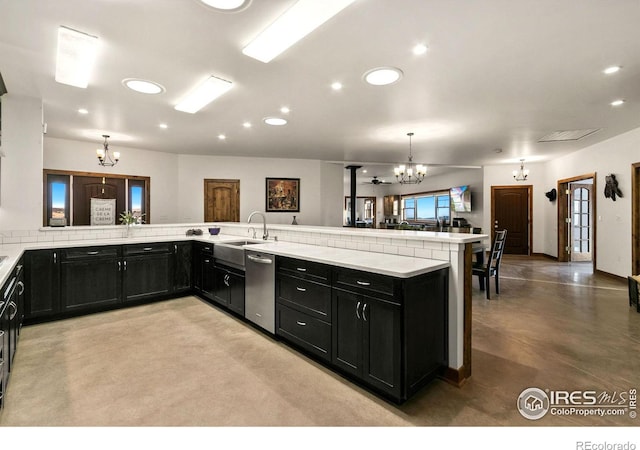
(248, 227, 257, 239)
(248, 211, 269, 240)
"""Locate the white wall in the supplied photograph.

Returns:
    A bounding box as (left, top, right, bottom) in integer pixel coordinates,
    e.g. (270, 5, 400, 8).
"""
(177, 154, 343, 226)
(0, 95, 43, 230)
(44, 137, 181, 224)
(541, 126, 640, 277)
(482, 162, 548, 254)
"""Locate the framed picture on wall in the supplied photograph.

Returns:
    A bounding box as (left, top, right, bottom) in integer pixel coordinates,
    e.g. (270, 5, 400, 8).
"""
(266, 177, 300, 212)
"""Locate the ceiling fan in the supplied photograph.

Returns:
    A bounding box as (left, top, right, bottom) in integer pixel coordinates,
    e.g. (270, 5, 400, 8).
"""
(363, 176, 392, 185)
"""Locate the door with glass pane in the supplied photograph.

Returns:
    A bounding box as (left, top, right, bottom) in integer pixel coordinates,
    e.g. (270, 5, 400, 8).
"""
(570, 183, 593, 262)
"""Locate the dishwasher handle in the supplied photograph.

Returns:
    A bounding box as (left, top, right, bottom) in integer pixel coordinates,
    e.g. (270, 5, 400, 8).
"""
(247, 254, 273, 264)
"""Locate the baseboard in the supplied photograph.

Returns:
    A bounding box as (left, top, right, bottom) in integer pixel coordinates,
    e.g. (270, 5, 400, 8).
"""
(439, 366, 468, 387)
(531, 252, 558, 260)
(595, 269, 625, 282)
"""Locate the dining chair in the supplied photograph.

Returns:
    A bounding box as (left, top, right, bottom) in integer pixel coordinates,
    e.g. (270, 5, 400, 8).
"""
(473, 229, 507, 299)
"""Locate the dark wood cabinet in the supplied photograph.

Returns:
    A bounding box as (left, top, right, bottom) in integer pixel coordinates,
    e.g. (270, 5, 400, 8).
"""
(173, 242, 192, 294)
(60, 246, 122, 312)
(122, 243, 171, 303)
(213, 264, 245, 315)
(193, 242, 214, 300)
(1, 260, 26, 408)
(24, 249, 60, 319)
(332, 288, 401, 398)
(383, 195, 400, 216)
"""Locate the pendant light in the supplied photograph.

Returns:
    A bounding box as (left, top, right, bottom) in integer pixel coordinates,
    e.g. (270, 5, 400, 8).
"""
(513, 159, 529, 181)
(394, 132, 427, 184)
(96, 135, 120, 167)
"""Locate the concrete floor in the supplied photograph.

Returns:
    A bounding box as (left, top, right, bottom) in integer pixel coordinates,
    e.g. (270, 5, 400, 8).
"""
(1, 255, 638, 427)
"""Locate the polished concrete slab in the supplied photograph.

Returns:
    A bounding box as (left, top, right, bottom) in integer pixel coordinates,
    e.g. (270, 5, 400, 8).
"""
(1, 255, 638, 426)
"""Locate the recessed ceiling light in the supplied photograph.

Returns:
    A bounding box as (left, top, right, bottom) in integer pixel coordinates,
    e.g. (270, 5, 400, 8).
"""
(412, 43, 428, 55)
(362, 169, 367, 173)
(159, 123, 168, 129)
(218, 134, 226, 140)
(280, 106, 290, 114)
(199, 0, 251, 12)
(363, 67, 403, 86)
(603, 65, 621, 75)
(264, 117, 287, 126)
(55, 26, 98, 88)
(243, 122, 252, 128)
(174, 75, 233, 114)
(78, 108, 89, 115)
(331, 82, 343, 91)
(123, 78, 165, 94)
(242, 0, 356, 63)
(611, 99, 625, 106)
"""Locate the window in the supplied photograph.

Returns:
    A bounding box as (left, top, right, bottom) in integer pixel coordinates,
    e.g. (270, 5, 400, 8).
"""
(402, 190, 450, 224)
(45, 174, 70, 226)
(43, 170, 150, 226)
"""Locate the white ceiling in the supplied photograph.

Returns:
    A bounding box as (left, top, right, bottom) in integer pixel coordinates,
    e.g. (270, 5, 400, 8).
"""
(1, 0, 639, 183)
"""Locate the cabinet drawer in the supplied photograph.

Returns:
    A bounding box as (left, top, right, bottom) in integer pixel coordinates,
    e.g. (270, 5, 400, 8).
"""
(62, 246, 120, 260)
(123, 242, 171, 255)
(195, 242, 214, 256)
(277, 257, 330, 283)
(276, 304, 331, 363)
(277, 274, 330, 321)
(334, 268, 397, 300)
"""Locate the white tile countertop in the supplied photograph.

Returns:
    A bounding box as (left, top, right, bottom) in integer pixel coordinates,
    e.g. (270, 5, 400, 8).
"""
(0, 233, 450, 287)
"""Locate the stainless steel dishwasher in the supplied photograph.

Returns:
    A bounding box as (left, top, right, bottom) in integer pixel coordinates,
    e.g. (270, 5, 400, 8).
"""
(244, 250, 275, 334)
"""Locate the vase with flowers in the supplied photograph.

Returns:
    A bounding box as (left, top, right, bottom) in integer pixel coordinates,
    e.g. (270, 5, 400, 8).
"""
(120, 210, 145, 237)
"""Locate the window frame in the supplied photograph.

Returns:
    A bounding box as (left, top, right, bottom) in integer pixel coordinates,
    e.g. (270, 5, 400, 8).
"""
(401, 189, 451, 225)
(43, 169, 150, 227)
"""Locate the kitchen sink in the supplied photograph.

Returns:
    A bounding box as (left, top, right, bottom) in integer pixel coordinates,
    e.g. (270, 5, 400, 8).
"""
(213, 240, 263, 269)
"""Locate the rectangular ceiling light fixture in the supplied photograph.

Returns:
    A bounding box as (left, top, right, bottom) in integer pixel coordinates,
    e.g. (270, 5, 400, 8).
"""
(174, 75, 233, 114)
(242, 0, 357, 63)
(55, 26, 99, 88)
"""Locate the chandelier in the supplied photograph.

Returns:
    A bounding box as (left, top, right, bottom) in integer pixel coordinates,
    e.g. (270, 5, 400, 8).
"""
(512, 159, 529, 181)
(96, 135, 120, 167)
(394, 132, 427, 184)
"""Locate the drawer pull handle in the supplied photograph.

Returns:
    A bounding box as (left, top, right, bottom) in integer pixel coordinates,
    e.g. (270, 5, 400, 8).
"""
(204, 259, 210, 263)
(204, 247, 211, 251)
(296, 287, 306, 292)
(143, 247, 153, 251)
(356, 280, 371, 286)
(296, 267, 307, 272)
(356, 301, 361, 319)
(296, 321, 307, 326)
(256, 313, 262, 318)
(87, 251, 99, 255)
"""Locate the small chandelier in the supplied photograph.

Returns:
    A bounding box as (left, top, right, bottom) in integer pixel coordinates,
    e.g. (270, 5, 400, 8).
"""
(96, 134, 120, 167)
(512, 159, 529, 181)
(394, 132, 427, 184)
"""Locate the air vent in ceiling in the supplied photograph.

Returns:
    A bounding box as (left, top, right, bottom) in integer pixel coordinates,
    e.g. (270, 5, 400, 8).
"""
(538, 129, 601, 142)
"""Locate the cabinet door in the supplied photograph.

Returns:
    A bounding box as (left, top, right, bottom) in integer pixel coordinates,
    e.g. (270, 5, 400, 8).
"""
(25, 250, 60, 319)
(201, 256, 215, 300)
(173, 242, 192, 293)
(61, 258, 121, 311)
(362, 296, 401, 398)
(331, 289, 362, 378)
(192, 247, 203, 292)
(227, 271, 245, 316)
(1, 305, 9, 399)
(123, 254, 171, 302)
(212, 265, 230, 306)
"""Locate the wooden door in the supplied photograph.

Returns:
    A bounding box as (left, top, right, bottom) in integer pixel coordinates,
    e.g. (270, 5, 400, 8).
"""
(491, 186, 531, 255)
(570, 184, 593, 262)
(204, 179, 240, 222)
(73, 176, 125, 225)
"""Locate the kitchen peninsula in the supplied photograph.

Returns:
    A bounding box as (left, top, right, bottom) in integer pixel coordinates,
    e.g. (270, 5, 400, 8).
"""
(0, 222, 487, 405)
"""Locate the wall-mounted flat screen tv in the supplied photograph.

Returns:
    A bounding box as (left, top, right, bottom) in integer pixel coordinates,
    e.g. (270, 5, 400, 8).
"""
(450, 185, 471, 212)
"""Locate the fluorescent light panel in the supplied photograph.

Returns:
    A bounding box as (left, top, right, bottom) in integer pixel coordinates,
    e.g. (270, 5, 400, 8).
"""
(55, 26, 98, 88)
(242, 0, 356, 63)
(174, 75, 233, 113)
